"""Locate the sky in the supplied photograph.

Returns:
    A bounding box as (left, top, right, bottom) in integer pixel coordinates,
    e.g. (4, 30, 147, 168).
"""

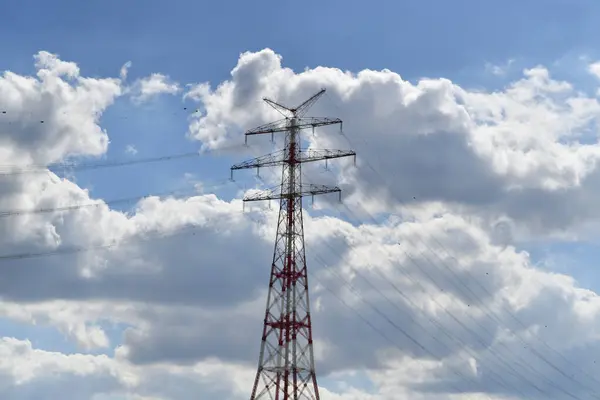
(3, 0, 600, 399)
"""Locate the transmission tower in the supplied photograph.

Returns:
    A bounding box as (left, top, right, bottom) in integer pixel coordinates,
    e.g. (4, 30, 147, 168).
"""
(231, 88, 356, 400)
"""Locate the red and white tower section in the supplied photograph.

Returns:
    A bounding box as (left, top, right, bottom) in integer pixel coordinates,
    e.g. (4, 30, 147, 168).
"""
(231, 89, 356, 400)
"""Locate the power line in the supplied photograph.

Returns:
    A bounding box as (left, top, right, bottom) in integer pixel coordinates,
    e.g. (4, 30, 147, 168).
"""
(0, 179, 232, 218)
(318, 241, 537, 396)
(341, 200, 589, 400)
(314, 234, 548, 398)
(295, 172, 553, 395)
(0, 151, 203, 176)
(0, 210, 257, 262)
(306, 264, 497, 398)
(310, 251, 500, 398)
(321, 92, 600, 397)
(323, 140, 596, 396)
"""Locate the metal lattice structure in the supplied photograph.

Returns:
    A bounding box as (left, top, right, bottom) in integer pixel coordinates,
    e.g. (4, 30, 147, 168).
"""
(231, 89, 355, 400)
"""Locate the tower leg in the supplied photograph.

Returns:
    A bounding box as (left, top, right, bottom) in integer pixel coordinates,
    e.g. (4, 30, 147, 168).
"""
(249, 197, 320, 400)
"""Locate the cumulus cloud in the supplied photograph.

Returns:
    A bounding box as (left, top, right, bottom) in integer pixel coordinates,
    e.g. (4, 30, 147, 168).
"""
(0, 336, 258, 400)
(0, 51, 121, 166)
(129, 73, 181, 103)
(182, 49, 600, 398)
(187, 49, 600, 240)
(0, 337, 126, 399)
(1, 49, 600, 400)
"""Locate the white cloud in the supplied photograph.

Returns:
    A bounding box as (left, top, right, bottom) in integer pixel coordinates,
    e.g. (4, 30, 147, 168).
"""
(0, 51, 121, 166)
(589, 61, 600, 80)
(485, 59, 515, 76)
(0, 335, 259, 399)
(0, 337, 127, 399)
(187, 49, 600, 239)
(1, 49, 600, 399)
(125, 144, 138, 155)
(120, 61, 132, 81)
(129, 73, 180, 103)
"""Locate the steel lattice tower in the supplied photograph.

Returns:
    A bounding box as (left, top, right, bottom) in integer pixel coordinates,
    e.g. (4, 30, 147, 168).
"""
(231, 89, 356, 400)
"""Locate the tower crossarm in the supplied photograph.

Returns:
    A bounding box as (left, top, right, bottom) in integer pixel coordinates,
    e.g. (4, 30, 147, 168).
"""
(231, 150, 286, 173)
(293, 117, 342, 130)
(245, 119, 290, 137)
(298, 149, 356, 165)
(244, 117, 342, 140)
(243, 184, 341, 202)
(230, 149, 355, 179)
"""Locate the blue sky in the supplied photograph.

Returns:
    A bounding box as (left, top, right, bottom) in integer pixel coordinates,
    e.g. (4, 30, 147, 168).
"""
(3, 0, 600, 398)
(4, 0, 600, 81)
